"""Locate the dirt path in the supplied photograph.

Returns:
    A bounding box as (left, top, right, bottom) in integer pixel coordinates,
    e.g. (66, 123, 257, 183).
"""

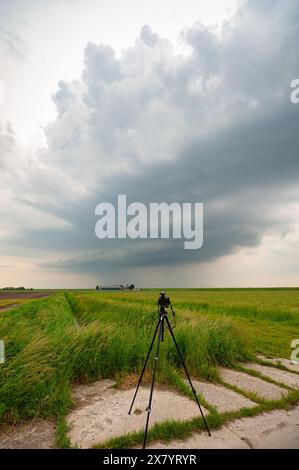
(0, 303, 18, 311)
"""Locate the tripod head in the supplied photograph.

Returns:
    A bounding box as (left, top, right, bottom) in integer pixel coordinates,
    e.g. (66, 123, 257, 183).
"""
(157, 291, 175, 317)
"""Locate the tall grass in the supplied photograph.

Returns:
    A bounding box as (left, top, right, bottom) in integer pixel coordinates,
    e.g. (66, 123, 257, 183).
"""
(95, 288, 299, 357)
(0, 295, 108, 422)
(0, 291, 249, 424)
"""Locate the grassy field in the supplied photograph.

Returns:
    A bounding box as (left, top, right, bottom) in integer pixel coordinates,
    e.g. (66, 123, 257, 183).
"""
(0, 288, 298, 445)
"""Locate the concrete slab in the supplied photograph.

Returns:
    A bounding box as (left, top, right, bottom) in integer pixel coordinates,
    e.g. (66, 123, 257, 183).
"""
(191, 380, 256, 413)
(67, 380, 208, 448)
(243, 363, 299, 389)
(0, 418, 56, 449)
(220, 368, 287, 401)
(227, 406, 299, 449)
(147, 405, 299, 449)
(146, 426, 250, 449)
(257, 355, 299, 374)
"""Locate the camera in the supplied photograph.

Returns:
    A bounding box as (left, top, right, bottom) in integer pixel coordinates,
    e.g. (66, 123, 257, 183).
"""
(157, 291, 171, 312)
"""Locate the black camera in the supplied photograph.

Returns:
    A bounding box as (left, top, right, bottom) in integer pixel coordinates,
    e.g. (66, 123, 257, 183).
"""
(157, 291, 171, 312)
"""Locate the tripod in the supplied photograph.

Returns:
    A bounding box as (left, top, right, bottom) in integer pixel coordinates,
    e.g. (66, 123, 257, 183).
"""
(128, 306, 211, 449)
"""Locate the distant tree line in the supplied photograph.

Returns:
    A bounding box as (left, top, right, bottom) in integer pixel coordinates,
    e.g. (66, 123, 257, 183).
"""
(1, 287, 33, 290)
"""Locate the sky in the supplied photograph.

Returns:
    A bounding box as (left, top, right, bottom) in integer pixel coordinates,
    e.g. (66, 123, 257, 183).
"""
(0, 0, 299, 288)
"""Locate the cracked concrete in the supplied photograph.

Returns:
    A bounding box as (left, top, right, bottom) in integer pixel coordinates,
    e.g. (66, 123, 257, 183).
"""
(257, 356, 299, 373)
(244, 363, 299, 389)
(220, 368, 287, 400)
(191, 380, 256, 413)
(67, 380, 207, 448)
(1, 363, 298, 449)
(0, 418, 56, 449)
(147, 405, 299, 449)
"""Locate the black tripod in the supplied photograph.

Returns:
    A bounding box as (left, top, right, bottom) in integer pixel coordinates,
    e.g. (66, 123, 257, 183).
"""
(128, 304, 211, 449)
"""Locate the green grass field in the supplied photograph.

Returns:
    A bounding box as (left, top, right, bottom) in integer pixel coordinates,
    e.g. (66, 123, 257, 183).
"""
(0, 288, 298, 445)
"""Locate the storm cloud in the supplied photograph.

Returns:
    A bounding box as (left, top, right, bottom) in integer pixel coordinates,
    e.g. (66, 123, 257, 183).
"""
(1, 0, 299, 282)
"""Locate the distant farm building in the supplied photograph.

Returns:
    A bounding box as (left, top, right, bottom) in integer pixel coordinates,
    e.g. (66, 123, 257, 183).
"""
(96, 284, 135, 291)
(98, 285, 124, 291)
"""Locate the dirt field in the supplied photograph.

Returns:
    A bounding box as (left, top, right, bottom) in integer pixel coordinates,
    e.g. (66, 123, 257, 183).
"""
(0, 291, 52, 300)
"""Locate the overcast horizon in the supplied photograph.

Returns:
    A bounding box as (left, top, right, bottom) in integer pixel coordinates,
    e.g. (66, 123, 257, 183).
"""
(1, 0, 299, 288)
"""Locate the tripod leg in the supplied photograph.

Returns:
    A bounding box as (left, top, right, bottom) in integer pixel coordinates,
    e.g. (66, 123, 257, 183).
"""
(128, 318, 160, 415)
(165, 316, 211, 436)
(143, 317, 163, 449)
